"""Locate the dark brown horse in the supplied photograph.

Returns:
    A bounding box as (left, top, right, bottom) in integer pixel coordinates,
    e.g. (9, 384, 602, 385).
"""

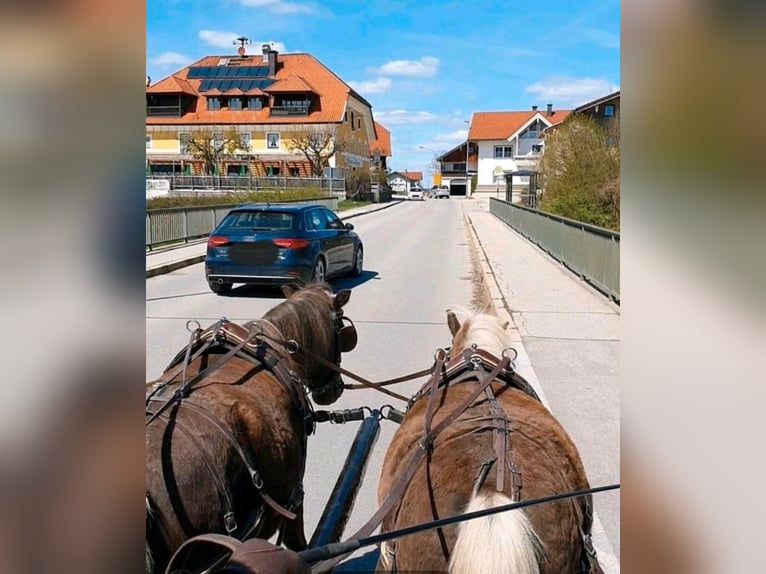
(376, 306, 601, 574)
(146, 284, 356, 574)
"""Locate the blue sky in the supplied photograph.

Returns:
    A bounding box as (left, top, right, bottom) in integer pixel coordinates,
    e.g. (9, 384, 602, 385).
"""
(147, 0, 619, 185)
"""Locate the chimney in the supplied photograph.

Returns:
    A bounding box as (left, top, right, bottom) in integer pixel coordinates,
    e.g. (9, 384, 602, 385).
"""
(531, 105, 538, 112)
(546, 103, 553, 116)
(146, 75, 151, 87)
(262, 43, 270, 64)
(268, 48, 278, 76)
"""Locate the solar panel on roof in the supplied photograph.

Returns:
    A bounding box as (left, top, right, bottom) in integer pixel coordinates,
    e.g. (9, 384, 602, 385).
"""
(199, 79, 213, 91)
(220, 80, 234, 92)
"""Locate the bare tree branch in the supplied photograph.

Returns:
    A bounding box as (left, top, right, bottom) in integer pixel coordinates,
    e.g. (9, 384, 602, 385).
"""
(182, 128, 248, 175)
(286, 127, 349, 176)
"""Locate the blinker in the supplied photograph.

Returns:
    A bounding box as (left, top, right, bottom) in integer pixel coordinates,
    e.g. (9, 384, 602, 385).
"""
(338, 316, 357, 353)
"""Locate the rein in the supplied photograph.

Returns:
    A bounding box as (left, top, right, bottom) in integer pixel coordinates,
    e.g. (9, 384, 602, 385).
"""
(300, 482, 621, 566)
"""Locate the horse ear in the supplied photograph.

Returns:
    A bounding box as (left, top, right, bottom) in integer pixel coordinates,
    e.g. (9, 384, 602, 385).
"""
(501, 320, 509, 330)
(281, 285, 297, 298)
(334, 289, 351, 309)
(447, 310, 461, 336)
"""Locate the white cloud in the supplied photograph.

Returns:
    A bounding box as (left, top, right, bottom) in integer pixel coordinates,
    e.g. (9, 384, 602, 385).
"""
(526, 77, 620, 107)
(199, 31, 286, 53)
(373, 110, 440, 125)
(236, 0, 315, 14)
(370, 56, 440, 78)
(198, 30, 240, 48)
(148, 52, 191, 67)
(584, 28, 620, 49)
(434, 130, 468, 144)
(348, 77, 392, 95)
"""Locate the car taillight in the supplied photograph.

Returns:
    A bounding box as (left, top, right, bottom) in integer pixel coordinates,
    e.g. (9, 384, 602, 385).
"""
(273, 238, 309, 249)
(208, 236, 229, 247)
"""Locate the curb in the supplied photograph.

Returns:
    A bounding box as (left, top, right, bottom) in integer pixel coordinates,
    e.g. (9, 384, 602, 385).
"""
(146, 255, 206, 278)
(341, 199, 405, 220)
(146, 201, 405, 278)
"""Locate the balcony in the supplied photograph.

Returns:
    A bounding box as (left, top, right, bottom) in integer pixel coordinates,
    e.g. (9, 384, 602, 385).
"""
(270, 102, 311, 116)
(147, 105, 183, 117)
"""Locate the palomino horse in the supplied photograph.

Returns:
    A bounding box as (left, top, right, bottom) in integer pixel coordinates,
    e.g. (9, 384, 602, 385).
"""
(376, 307, 601, 574)
(146, 284, 357, 574)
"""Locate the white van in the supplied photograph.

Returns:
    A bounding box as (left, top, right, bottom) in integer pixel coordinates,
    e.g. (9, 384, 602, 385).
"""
(407, 183, 424, 200)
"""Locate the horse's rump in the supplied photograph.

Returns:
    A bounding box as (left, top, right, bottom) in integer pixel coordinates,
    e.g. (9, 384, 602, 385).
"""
(379, 383, 593, 573)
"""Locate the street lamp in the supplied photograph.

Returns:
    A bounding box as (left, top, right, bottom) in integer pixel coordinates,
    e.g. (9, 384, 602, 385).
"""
(463, 120, 470, 198)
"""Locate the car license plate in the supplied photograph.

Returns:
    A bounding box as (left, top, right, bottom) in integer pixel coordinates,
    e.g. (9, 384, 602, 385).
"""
(243, 235, 257, 242)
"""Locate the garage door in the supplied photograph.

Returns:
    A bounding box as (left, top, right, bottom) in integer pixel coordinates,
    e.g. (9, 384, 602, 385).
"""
(450, 182, 467, 196)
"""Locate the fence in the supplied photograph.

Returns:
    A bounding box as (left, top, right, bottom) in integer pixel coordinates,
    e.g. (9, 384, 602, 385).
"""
(146, 174, 346, 194)
(146, 197, 339, 250)
(489, 197, 620, 301)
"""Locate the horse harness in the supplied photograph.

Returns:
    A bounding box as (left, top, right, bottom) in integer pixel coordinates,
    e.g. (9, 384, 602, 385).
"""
(314, 346, 601, 573)
(146, 318, 315, 542)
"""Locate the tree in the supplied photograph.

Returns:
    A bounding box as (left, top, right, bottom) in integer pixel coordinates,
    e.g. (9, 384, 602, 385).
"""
(537, 114, 620, 230)
(286, 127, 349, 176)
(182, 128, 248, 175)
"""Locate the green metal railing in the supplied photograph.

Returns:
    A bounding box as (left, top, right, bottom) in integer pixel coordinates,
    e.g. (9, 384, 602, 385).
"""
(146, 197, 338, 250)
(489, 197, 620, 302)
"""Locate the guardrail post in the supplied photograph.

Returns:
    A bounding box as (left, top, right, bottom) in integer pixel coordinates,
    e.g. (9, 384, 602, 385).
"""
(182, 209, 188, 244)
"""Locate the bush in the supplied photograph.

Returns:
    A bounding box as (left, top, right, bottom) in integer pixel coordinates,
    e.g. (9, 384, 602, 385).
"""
(146, 188, 329, 210)
(537, 115, 620, 231)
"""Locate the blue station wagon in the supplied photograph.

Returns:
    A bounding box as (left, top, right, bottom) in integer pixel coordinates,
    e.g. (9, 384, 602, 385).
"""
(205, 203, 363, 294)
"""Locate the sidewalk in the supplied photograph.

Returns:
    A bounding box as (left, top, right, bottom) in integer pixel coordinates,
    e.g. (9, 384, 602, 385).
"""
(145, 200, 404, 278)
(462, 197, 620, 570)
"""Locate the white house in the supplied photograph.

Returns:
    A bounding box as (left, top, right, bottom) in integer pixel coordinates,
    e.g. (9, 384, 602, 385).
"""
(467, 104, 571, 194)
(387, 170, 423, 194)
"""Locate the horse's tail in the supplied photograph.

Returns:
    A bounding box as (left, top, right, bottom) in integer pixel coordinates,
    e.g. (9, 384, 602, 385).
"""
(146, 494, 157, 574)
(449, 491, 543, 574)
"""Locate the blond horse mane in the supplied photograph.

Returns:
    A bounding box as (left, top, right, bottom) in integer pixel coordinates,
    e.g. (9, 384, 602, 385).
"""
(447, 305, 511, 359)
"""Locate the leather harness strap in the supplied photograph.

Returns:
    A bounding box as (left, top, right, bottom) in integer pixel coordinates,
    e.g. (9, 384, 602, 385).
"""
(147, 318, 312, 542)
(311, 354, 511, 574)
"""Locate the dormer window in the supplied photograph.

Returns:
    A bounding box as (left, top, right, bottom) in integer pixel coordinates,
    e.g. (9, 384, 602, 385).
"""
(207, 97, 221, 111)
(229, 97, 242, 110)
(247, 97, 262, 110)
(604, 104, 615, 117)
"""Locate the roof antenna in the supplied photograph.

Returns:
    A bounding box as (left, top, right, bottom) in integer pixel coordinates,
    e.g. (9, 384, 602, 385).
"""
(233, 36, 250, 57)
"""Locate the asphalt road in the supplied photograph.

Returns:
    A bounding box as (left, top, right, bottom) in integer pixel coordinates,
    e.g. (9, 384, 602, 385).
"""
(146, 198, 477, 549)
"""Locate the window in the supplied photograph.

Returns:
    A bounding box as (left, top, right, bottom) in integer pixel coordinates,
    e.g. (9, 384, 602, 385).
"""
(240, 133, 251, 150)
(179, 132, 191, 153)
(520, 120, 544, 139)
(288, 166, 300, 177)
(146, 135, 152, 149)
(267, 132, 280, 149)
(532, 144, 543, 153)
(357, 118, 361, 129)
(213, 132, 224, 152)
(604, 104, 615, 117)
(247, 97, 262, 110)
(494, 145, 513, 158)
(323, 209, 344, 230)
(229, 97, 242, 110)
(207, 97, 221, 110)
(453, 163, 466, 171)
(222, 210, 295, 231)
(350, 111, 355, 130)
(306, 209, 328, 231)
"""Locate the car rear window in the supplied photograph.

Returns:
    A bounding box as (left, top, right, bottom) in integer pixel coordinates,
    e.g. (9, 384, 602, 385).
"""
(220, 210, 295, 231)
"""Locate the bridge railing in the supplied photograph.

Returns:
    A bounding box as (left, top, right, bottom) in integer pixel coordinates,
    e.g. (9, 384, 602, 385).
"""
(489, 197, 620, 302)
(146, 197, 338, 250)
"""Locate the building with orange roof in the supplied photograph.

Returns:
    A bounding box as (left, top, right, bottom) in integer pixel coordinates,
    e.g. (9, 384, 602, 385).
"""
(386, 170, 423, 194)
(369, 121, 391, 172)
(146, 44, 375, 178)
(437, 104, 571, 196)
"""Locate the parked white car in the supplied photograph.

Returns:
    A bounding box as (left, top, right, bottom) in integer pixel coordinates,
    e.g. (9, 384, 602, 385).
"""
(407, 183, 424, 200)
(433, 185, 450, 199)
